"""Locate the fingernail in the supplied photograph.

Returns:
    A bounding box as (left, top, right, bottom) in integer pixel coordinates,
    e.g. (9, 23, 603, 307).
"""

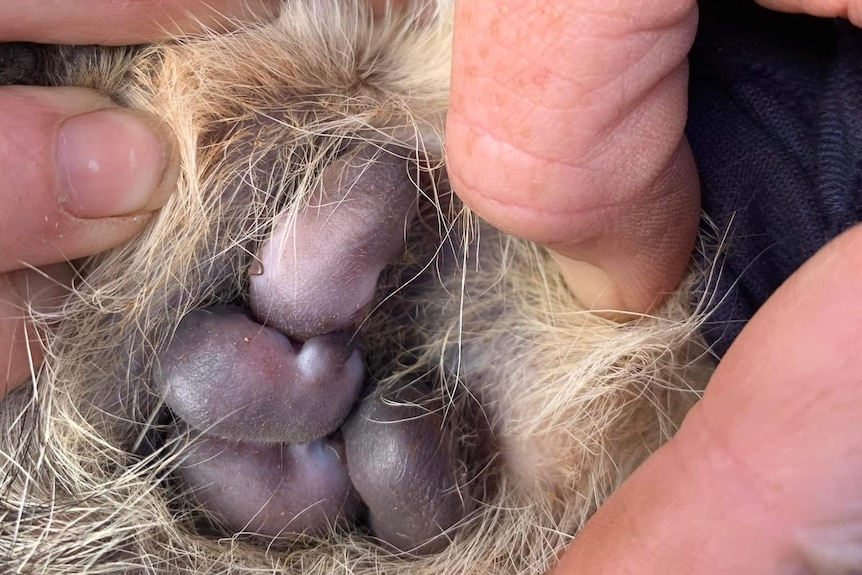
(56, 108, 178, 219)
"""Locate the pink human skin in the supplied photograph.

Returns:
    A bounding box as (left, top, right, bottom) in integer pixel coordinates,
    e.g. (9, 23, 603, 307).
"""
(446, 0, 699, 315)
(442, 1, 862, 572)
(0, 0, 280, 398)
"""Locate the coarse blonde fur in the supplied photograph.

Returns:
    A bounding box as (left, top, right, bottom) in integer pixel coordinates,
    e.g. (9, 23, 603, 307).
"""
(0, 2, 715, 573)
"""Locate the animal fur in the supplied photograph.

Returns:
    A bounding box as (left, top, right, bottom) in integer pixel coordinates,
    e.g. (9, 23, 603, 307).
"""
(0, 1, 714, 573)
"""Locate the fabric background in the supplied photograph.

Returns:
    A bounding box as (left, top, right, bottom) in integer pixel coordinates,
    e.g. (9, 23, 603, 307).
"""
(688, 0, 862, 356)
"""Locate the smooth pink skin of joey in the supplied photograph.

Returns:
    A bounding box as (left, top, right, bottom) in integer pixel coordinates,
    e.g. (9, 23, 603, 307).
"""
(157, 307, 364, 445)
(249, 146, 418, 339)
(175, 431, 360, 537)
(343, 389, 469, 554)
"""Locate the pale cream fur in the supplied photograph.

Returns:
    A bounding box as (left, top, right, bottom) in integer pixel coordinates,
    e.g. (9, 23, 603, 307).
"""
(0, 1, 713, 573)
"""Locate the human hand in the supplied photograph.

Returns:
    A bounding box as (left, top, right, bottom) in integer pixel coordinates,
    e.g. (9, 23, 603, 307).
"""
(554, 221, 862, 574)
(446, 1, 862, 572)
(0, 0, 279, 398)
(757, 0, 862, 26)
(446, 0, 701, 314)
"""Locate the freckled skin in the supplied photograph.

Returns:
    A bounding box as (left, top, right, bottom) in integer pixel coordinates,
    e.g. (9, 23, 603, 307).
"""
(157, 306, 364, 444)
(249, 146, 418, 339)
(175, 430, 360, 537)
(342, 389, 470, 554)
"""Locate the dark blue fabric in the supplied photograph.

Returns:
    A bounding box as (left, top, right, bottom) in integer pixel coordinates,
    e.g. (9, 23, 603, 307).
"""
(688, 0, 862, 357)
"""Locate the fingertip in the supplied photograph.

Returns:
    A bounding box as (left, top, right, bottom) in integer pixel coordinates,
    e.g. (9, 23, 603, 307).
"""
(0, 87, 175, 271)
(445, 0, 701, 316)
(446, 129, 700, 316)
(552, 397, 798, 574)
(56, 107, 179, 219)
(549, 138, 702, 316)
(754, 0, 862, 26)
(554, 224, 862, 575)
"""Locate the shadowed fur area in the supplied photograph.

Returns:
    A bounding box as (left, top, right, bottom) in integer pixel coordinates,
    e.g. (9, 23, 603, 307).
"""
(0, 1, 714, 573)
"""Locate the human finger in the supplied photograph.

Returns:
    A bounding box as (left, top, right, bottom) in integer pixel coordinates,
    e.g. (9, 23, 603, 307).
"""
(554, 223, 862, 573)
(756, 0, 862, 27)
(0, 0, 280, 45)
(0, 264, 73, 399)
(446, 0, 701, 314)
(0, 86, 179, 273)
